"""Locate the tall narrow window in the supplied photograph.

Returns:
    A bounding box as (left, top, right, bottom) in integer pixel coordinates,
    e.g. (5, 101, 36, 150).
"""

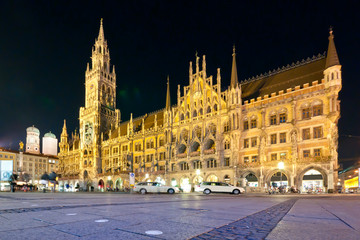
(270, 134, 277, 144)
(243, 121, 249, 130)
(302, 128, 311, 140)
(279, 113, 287, 123)
(270, 115, 277, 125)
(314, 148, 321, 157)
(251, 137, 257, 147)
(313, 127, 323, 138)
(250, 119, 257, 128)
(244, 139, 249, 148)
(313, 105, 323, 116)
(302, 108, 311, 119)
(279, 133, 286, 143)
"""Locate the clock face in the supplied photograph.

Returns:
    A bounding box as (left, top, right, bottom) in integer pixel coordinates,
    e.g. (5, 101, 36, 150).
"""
(84, 122, 93, 145)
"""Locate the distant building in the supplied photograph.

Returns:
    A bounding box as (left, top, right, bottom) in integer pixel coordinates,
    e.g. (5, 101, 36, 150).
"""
(26, 126, 40, 154)
(0, 147, 59, 191)
(42, 132, 58, 156)
(59, 20, 341, 193)
(338, 161, 360, 193)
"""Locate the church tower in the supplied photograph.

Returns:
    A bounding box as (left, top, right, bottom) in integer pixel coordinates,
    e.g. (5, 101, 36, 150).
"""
(79, 19, 120, 177)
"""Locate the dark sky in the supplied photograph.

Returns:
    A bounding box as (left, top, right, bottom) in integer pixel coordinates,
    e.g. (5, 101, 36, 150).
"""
(0, 1, 359, 165)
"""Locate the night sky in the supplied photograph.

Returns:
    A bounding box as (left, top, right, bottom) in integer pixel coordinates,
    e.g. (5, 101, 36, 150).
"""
(0, 1, 359, 166)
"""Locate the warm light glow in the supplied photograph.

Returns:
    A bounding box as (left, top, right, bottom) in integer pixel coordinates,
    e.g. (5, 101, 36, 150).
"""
(145, 173, 149, 178)
(278, 161, 284, 170)
(107, 176, 111, 180)
(196, 169, 200, 175)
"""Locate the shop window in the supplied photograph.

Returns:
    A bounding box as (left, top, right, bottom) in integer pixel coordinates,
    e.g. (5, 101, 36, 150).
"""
(302, 128, 311, 140)
(313, 127, 323, 138)
(270, 134, 277, 144)
(271, 153, 277, 161)
(280, 133, 286, 143)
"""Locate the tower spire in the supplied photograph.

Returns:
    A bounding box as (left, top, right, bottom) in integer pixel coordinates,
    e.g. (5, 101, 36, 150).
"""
(230, 45, 239, 88)
(61, 119, 68, 136)
(98, 18, 105, 41)
(325, 27, 340, 69)
(166, 76, 171, 111)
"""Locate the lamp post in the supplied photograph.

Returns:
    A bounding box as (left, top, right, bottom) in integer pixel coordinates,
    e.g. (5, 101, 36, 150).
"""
(278, 161, 284, 189)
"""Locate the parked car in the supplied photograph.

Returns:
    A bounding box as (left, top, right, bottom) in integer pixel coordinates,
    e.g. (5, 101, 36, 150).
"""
(134, 182, 179, 194)
(195, 182, 245, 195)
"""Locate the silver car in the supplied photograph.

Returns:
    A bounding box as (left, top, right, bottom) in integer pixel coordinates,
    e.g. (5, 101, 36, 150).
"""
(134, 182, 179, 194)
(195, 182, 245, 195)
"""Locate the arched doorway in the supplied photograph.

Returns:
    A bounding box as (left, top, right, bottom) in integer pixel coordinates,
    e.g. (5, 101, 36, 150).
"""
(245, 173, 258, 187)
(180, 177, 191, 193)
(106, 179, 113, 191)
(115, 178, 123, 191)
(270, 171, 288, 188)
(302, 169, 324, 193)
(98, 179, 104, 192)
(206, 174, 218, 182)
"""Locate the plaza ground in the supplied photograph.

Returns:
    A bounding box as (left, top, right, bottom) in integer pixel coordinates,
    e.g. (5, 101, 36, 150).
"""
(0, 192, 359, 239)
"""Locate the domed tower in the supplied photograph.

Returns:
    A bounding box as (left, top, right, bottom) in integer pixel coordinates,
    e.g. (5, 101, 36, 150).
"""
(42, 131, 58, 156)
(26, 126, 40, 154)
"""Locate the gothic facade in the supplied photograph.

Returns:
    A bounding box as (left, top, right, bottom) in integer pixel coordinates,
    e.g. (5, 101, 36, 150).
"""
(58, 20, 341, 193)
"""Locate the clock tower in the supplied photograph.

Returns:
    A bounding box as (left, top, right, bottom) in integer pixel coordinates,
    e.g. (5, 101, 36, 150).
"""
(79, 19, 120, 178)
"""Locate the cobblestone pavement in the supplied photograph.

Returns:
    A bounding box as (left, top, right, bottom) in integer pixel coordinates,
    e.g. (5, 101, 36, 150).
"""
(0, 193, 359, 240)
(191, 199, 297, 240)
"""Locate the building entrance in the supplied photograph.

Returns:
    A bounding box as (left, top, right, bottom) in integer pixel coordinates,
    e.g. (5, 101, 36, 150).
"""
(302, 169, 324, 193)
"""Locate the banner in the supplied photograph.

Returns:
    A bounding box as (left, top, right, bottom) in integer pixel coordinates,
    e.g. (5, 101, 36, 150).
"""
(0, 160, 13, 181)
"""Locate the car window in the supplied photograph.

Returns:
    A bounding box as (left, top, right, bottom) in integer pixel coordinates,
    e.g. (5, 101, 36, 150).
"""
(202, 182, 210, 185)
(221, 183, 228, 186)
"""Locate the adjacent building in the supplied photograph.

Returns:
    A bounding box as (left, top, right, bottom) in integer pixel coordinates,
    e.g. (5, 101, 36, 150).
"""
(58, 20, 341, 193)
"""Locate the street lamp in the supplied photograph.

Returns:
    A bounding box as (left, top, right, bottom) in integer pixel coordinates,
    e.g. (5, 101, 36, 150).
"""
(278, 161, 284, 188)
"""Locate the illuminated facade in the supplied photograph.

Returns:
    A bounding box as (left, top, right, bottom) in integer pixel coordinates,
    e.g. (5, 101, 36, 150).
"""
(58, 20, 341, 193)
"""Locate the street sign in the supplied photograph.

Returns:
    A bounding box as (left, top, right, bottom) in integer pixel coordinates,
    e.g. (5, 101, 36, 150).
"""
(129, 172, 135, 187)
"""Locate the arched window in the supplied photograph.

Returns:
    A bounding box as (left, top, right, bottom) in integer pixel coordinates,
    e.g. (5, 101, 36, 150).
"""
(224, 140, 230, 150)
(331, 72, 334, 80)
(199, 108, 203, 115)
(193, 110, 197, 118)
(214, 104, 218, 111)
(207, 106, 211, 113)
(180, 113, 184, 121)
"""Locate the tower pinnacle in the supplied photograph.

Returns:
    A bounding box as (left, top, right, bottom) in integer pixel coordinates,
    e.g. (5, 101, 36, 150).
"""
(325, 27, 340, 69)
(230, 45, 239, 88)
(98, 18, 105, 41)
(166, 76, 171, 111)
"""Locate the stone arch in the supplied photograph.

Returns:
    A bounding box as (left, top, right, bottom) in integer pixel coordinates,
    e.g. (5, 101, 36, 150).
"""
(295, 165, 328, 191)
(177, 143, 187, 154)
(203, 138, 215, 150)
(265, 168, 291, 188)
(115, 178, 123, 190)
(205, 173, 219, 182)
(190, 141, 200, 152)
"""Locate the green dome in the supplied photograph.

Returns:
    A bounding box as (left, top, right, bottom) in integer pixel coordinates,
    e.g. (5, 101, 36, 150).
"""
(27, 126, 40, 134)
(44, 132, 56, 138)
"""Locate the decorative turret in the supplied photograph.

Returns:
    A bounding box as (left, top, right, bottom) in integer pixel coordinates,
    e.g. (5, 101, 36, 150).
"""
(229, 46, 242, 107)
(324, 28, 342, 92)
(166, 76, 171, 111)
(59, 120, 69, 153)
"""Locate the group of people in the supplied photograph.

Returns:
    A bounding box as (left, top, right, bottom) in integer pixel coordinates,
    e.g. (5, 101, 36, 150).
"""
(268, 186, 300, 194)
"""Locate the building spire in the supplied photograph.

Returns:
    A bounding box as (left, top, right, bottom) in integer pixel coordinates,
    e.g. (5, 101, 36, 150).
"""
(166, 75, 171, 111)
(325, 27, 340, 69)
(61, 119, 68, 136)
(98, 18, 105, 41)
(230, 45, 239, 88)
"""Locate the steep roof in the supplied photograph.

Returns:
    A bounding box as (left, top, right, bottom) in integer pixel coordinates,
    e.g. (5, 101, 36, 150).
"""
(325, 29, 340, 68)
(241, 55, 326, 101)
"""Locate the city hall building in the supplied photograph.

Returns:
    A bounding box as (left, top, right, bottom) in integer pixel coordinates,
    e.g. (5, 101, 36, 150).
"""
(58, 20, 341, 193)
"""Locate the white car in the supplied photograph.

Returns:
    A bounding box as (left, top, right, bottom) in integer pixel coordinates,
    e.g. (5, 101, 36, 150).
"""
(134, 182, 179, 194)
(195, 182, 245, 195)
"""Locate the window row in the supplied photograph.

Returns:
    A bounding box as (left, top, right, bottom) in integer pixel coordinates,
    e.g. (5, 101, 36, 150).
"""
(244, 155, 258, 163)
(303, 148, 322, 158)
(302, 127, 323, 140)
